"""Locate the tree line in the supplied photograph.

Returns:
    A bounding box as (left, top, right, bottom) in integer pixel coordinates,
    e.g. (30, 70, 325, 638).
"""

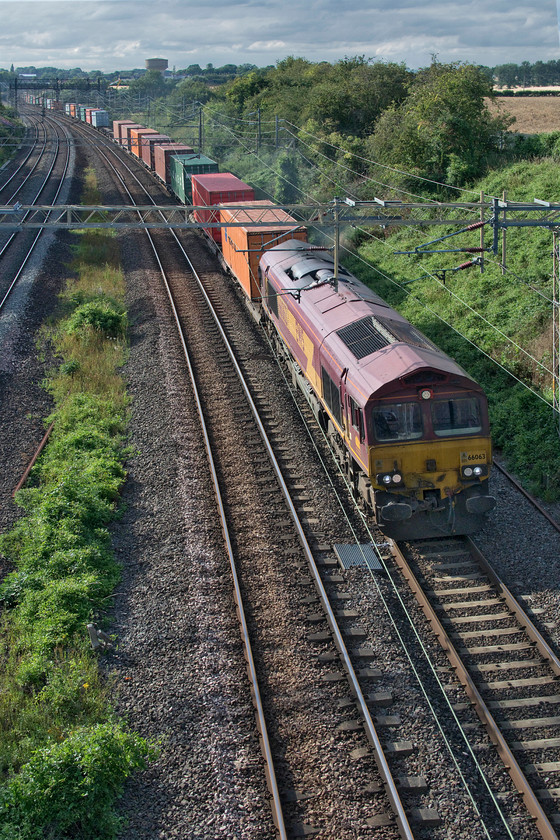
(6, 55, 552, 193)
(492, 59, 560, 88)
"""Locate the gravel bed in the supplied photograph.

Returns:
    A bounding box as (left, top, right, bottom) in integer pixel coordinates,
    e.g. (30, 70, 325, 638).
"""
(473, 468, 560, 651)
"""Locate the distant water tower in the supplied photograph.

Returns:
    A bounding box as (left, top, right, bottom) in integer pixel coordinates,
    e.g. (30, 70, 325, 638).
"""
(145, 58, 168, 74)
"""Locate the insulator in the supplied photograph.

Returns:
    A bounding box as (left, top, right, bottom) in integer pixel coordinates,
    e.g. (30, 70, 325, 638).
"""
(462, 247, 486, 253)
(465, 220, 486, 231)
(457, 260, 475, 270)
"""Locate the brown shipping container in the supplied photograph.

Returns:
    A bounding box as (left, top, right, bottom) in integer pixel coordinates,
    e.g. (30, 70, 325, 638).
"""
(154, 143, 194, 184)
(122, 124, 144, 151)
(113, 119, 134, 142)
(220, 201, 307, 299)
(191, 173, 254, 244)
(130, 128, 158, 158)
(140, 134, 171, 168)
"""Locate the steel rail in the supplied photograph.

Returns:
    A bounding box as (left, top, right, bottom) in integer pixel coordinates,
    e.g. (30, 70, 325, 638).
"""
(168, 238, 415, 840)
(0, 115, 43, 195)
(466, 536, 560, 675)
(12, 421, 55, 496)
(145, 237, 288, 840)
(88, 121, 413, 836)
(0, 115, 52, 259)
(392, 538, 560, 840)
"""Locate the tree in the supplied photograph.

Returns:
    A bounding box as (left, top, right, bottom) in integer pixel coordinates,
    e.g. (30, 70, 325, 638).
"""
(169, 78, 215, 106)
(127, 70, 169, 98)
(303, 58, 412, 137)
(368, 61, 514, 188)
(493, 63, 519, 87)
(225, 69, 270, 113)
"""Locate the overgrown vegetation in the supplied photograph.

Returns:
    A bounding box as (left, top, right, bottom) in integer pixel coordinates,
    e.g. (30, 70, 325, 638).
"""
(0, 169, 154, 839)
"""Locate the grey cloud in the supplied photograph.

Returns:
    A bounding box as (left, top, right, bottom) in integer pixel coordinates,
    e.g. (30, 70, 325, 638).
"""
(0, 0, 557, 70)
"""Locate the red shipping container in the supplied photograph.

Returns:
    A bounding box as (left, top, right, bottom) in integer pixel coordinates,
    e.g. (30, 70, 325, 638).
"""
(154, 143, 195, 184)
(113, 119, 134, 142)
(192, 173, 254, 244)
(140, 134, 171, 169)
(86, 109, 103, 125)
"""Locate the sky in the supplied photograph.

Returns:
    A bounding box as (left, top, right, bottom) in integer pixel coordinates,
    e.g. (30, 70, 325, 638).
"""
(0, 0, 558, 74)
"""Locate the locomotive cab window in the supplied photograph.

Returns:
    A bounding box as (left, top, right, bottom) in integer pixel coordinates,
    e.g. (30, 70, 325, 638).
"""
(431, 397, 481, 436)
(372, 402, 423, 441)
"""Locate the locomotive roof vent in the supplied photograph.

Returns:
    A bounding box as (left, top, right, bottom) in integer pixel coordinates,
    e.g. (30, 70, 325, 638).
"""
(377, 316, 437, 352)
(337, 317, 392, 359)
(337, 315, 436, 360)
(290, 258, 330, 281)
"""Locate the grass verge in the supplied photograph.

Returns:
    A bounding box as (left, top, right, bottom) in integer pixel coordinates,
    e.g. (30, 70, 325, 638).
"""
(0, 169, 155, 839)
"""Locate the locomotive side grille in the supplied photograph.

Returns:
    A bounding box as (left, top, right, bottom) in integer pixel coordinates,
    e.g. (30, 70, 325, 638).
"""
(336, 317, 391, 359)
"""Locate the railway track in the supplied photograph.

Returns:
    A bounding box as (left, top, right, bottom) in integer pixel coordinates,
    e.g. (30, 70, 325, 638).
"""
(0, 111, 72, 314)
(140, 227, 425, 834)
(43, 115, 420, 834)
(396, 535, 560, 839)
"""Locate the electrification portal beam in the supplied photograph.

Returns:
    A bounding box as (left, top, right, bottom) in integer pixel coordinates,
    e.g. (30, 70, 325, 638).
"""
(2, 199, 560, 234)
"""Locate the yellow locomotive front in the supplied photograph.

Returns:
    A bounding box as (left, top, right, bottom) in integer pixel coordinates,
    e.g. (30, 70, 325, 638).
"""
(365, 383, 495, 539)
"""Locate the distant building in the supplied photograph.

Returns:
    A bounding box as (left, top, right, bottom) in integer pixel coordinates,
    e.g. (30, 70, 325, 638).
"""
(145, 58, 168, 74)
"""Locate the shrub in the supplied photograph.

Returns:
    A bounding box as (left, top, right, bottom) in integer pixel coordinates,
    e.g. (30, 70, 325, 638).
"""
(65, 300, 127, 339)
(0, 724, 156, 840)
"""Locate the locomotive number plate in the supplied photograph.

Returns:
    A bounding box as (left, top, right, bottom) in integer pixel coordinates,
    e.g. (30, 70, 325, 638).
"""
(460, 451, 487, 464)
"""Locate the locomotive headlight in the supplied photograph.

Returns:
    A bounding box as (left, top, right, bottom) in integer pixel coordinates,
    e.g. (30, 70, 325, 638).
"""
(377, 472, 404, 487)
(461, 464, 488, 479)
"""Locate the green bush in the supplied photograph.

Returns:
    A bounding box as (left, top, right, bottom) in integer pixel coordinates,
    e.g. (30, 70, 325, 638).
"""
(65, 300, 127, 339)
(0, 724, 156, 840)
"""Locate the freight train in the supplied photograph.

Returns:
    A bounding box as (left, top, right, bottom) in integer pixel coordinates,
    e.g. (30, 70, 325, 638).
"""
(52, 102, 498, 539)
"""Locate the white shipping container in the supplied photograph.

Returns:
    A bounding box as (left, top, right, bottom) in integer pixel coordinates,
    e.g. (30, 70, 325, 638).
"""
(91, 110, 109, 128)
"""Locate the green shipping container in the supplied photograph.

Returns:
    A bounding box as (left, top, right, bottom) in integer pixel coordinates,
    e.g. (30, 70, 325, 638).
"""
(170, 154, 219, 204)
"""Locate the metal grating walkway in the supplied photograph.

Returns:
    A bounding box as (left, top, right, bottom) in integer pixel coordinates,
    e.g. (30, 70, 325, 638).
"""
(334, 543, 384, 571)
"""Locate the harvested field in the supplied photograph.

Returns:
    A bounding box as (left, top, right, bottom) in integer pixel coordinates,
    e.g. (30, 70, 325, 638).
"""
(487, 96, 560, 134)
